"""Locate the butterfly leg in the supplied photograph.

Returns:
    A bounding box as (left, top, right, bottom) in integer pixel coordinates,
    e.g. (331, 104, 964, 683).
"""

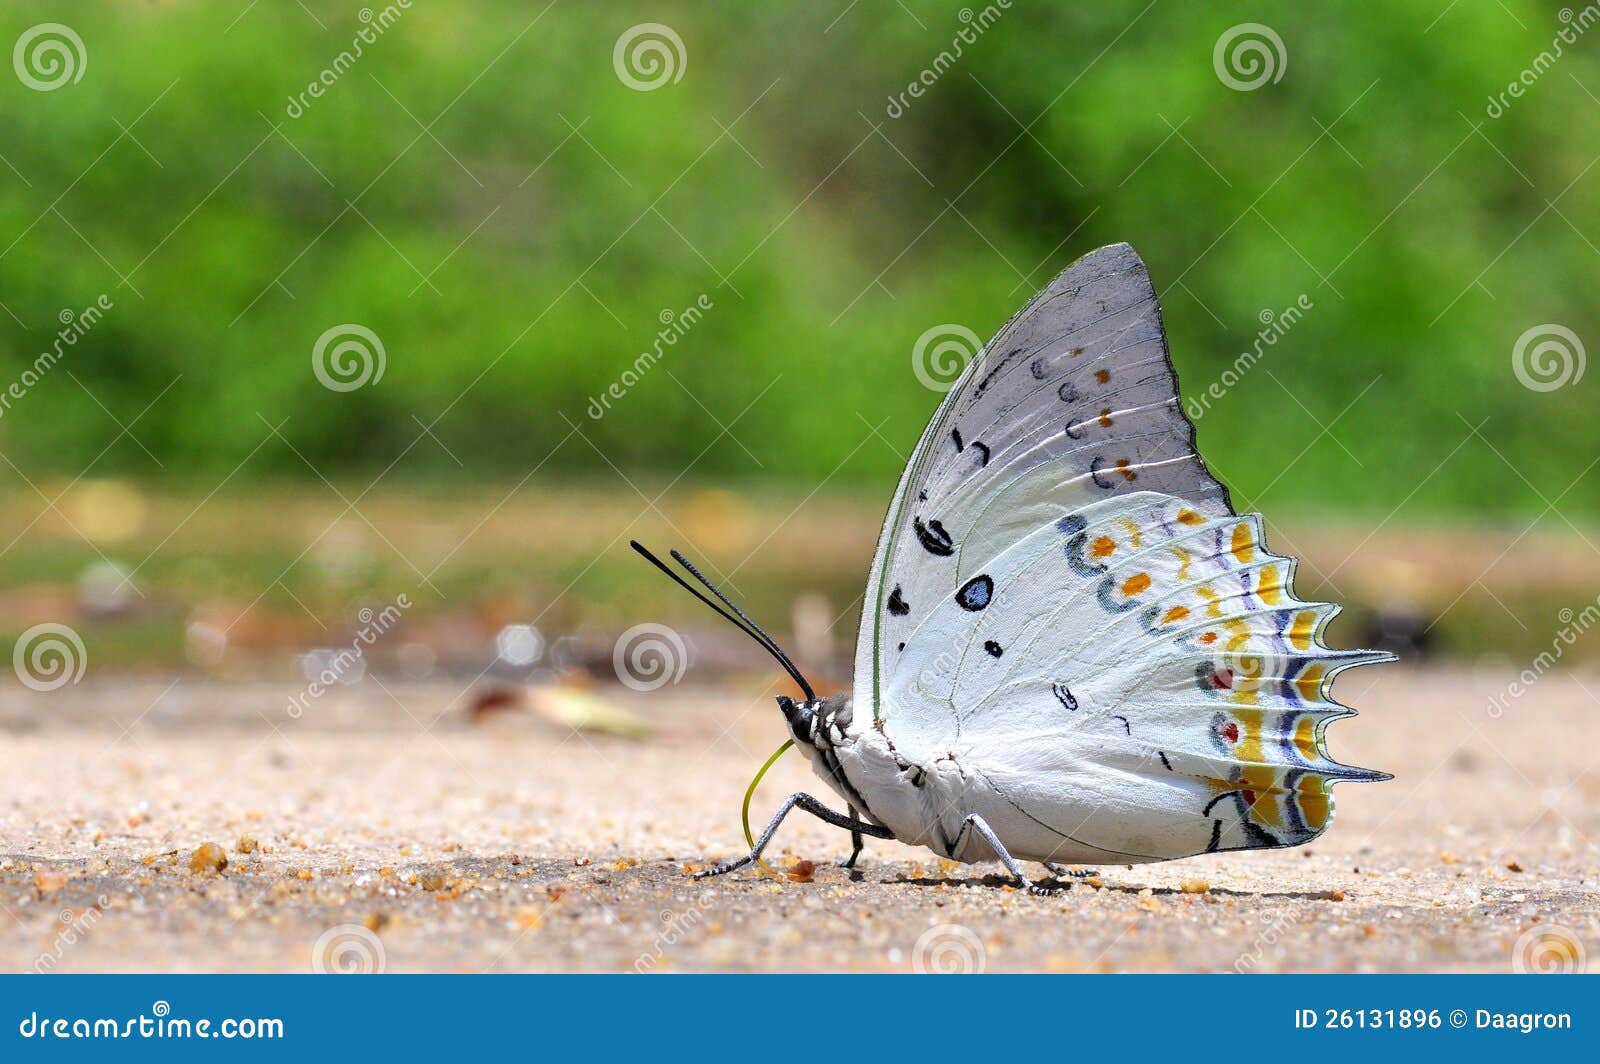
(961, 814, 1064, 896)
(694, 793, 892, 880)
(839, 805, 866, 870)
(1042, 861, 1099, 880)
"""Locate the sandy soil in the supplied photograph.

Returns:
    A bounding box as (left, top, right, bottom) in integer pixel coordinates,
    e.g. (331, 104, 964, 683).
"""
(1, 666, 1595, 973)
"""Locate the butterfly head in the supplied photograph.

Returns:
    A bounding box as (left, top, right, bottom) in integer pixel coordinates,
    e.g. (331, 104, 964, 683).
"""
(777, 694, 815, 744)
(778, 692, 852, 749)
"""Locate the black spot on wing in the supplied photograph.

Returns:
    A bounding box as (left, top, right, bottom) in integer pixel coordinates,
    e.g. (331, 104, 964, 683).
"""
(974, 348, 1021, 395)
(951, 428, 963, 452)
(972, 441, 990, 467)
(913, 517, 954, 556)
(1158, 750, 1173, 772)
(1089, 456, 1113, 489)
(955, 574, 994, 611)
(887, 585, 910, 616)
(983, 640, 1002, 658)
(1111, 714, 1131, 735)
(1058, 380, 1081, 404)
(1051, 683, 1078, 711)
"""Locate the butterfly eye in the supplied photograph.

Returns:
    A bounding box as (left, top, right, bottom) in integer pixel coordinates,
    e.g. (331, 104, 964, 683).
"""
(778, 696, 815, 743)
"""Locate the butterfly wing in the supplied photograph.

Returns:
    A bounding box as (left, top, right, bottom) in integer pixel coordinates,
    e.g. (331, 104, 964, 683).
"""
(854, 243, 1387, 862)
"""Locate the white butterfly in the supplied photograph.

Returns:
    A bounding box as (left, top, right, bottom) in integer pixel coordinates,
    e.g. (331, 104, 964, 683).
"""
(636, 242, 1390, 893)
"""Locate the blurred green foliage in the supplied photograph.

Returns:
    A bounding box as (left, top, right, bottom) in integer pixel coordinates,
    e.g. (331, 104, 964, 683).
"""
(0, 0, 1596, 516)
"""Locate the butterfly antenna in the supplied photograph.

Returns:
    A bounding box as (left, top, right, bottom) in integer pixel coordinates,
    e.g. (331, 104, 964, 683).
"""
(666, 548, 816, 700)
(629, 541, 817, 701)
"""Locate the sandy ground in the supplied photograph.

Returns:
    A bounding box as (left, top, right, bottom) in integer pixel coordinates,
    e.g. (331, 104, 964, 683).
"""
(1, 665, 1596, 973)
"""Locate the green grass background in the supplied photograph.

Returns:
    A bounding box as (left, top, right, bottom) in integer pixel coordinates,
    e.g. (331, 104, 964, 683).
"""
(0, 0, 1596, 519)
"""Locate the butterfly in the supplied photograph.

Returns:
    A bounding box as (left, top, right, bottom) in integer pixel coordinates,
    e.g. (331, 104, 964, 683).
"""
(634, 242, 1390, 894)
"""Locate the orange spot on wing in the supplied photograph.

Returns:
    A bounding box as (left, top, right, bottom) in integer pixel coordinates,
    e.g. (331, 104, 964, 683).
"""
(1294, 663, 1327, 703)
(1230, 523, 1255, 564)
(1296, 774, 1331, 830)
(1094, 369, 1110, 384)
(1288, 610, 1317, 651)
(1115, 459, 1136, 482)
(1098, 408, 1113, 427)
(1161, 605, 1190, 624)
(1293, 715, 1319, 762)
(1176, 508, 1206, 526)
(1258, 564, 1284, 606)
(1091, 535, 1116, 558)
(1122, 572, 1151, 596)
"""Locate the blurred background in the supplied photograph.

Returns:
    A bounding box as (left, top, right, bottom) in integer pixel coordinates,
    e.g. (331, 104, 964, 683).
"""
(1, 0, 1597, 694)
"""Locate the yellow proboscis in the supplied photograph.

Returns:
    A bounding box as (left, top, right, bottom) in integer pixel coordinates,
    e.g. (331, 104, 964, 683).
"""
(741, 738, 795, 876)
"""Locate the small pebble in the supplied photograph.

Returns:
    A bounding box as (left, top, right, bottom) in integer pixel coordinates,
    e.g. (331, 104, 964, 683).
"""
(189, 843, 227, 874)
